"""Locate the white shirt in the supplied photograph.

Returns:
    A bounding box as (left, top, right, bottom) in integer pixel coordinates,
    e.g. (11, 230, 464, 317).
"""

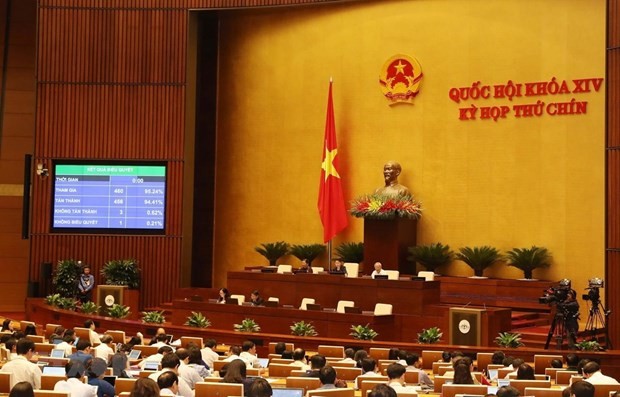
(224, 354, 250, 367)
(338, 358, 356, 364)
(93, 343, 114, 360)
(160, 388, 178, 396)
(240, 351, 261, 368)
(149, 369, 193, 397)
(178, 362, 203, 389)
(200, 347, 219, 370)
(88, 329, 100, 346)
(355, 371, 382, 389)
(289, 360, 310, 371)
(54, 377, 97, 397)
(371, 269, 385, 279)
(388, 380, 418, 393)
(586, 371, 620, 385)
(0, 355, 42, 389)
(57, 341, 75, 356)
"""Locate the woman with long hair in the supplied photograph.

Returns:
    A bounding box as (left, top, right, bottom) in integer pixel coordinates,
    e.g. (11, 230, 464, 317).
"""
(217, 288, 231, 304)
(130, 378, 160, 397)
(453, 363, 475, 385)
(221, 359, 254, 396)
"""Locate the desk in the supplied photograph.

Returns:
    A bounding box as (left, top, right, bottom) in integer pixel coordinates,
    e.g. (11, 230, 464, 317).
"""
(169, 300, 396, 340)
(226, 271, 440, 315)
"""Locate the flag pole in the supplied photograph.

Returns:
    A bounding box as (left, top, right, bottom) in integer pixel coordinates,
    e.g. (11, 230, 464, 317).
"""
(327, 240, 332, 271)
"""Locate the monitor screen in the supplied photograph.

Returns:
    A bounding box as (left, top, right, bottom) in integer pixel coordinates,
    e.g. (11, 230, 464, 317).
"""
(128, 350, 141, 360)
(43, 366, 66, 375)
(51, 161, 167, 234)
(143, 361, 159, 371)
(257, 358, 269, 368)
(272, 388, 304, 397)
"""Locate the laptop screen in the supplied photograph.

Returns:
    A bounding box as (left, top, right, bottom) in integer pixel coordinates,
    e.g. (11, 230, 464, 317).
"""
(128, 350, 141, 360)
(43, 366, 66, 375)
(497, 379, 510, 387)
(143, 361, 159, 371)
(257, 358, 269, 368)
(272, 388, 304, 397)
(103, 376, 117, 386)
(487, 369, 498, 379)
(165, 334, 174, 344)
(50, 349, 65, 358)
(488, 386, 499, 395)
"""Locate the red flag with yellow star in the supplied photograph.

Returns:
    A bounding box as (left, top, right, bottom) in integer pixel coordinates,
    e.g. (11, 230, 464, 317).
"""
(318, 81, 348, 243)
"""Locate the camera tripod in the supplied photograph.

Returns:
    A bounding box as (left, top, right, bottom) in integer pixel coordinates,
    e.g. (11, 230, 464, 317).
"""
(545, 311, 572, 350)
(583, 298, 612, 349)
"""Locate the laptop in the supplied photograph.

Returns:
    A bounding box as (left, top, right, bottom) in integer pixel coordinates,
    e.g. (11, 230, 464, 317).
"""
(143, 361, 160, 371)
(50, 349, 65, 358)
(73, 337, 80, 346)
(264, 300, 278, 308)
(103, 376, 117, 387)
(306, 303, 322, 311)
(344, 306, 362, 314)
(225, 298, 239, 305)
(487, 386, 499, 395)
(374, 274, 389, 280)
(487, 369, 498, 380)
(497, 379, 510, 387)
(272, 388, 304, 397)
(43, 366, 66, 375)
(165, 334, 174, 344)
(257, 358, 269, 368)
(128, 350, 141, 360)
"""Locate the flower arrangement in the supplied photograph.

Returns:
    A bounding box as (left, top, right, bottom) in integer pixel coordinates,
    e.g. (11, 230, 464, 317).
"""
(349, 194, 422, 220)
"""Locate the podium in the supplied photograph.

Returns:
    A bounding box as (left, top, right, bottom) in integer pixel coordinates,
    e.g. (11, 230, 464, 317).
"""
(96, 285, 140, 317)
(449, 307, 484, 346)
(364, 218, 417, 273)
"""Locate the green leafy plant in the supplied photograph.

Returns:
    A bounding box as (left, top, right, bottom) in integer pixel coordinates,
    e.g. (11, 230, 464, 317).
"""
(407, 242, 454, 273)
(101, 259, 141, 289)
(350, 324, 378, 340)
(234, 318, 261, 333)
(495, 332, 524, 348)
(290, 321, 318, 337)
(53, 260, 82, 298)
(289, 244, 326, 266)
(184, 312, 211, 328)
(255, 241, 290, 267)
(45, 294, 62, 307)
(417, 326, 443, 344)
(505, 246, 551, 279)
(142, 311, 166, 324)
(349, 194, 422, 220)
(576, 340, 602, 351)
(80, 301, 100, 314)
(107, 304, 130, 319)
(56, 297, 77, 311)
(335, 242, 364, 264)
(456, 246, 502, 277)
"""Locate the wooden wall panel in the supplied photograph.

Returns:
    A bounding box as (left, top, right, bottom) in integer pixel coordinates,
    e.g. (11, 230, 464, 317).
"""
(606, 0, 620, 341)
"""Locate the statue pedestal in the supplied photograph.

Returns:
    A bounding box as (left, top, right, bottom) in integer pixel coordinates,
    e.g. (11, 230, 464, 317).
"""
(363, 218, 418, 274)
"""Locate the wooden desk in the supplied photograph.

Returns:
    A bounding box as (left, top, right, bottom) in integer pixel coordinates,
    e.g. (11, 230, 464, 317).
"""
(169, 300, 396, 340)
(226, 271, 440, 315)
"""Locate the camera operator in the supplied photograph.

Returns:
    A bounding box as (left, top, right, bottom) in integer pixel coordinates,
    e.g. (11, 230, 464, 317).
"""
(558, 289, 580, 349)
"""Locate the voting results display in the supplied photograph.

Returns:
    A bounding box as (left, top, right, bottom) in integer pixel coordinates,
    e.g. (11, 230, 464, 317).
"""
(52, 162, 167, 234)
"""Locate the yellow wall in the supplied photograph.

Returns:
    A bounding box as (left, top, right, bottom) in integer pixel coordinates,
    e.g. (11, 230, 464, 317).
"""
(213, 0, 606, 321)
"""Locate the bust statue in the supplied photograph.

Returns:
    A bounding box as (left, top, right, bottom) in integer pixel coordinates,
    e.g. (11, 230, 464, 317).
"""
(375, 161, 411, 197)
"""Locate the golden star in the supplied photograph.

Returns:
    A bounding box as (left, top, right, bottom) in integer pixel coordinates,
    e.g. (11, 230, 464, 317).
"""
(394, 61, 406, 75)
(322, 147, 341, 181)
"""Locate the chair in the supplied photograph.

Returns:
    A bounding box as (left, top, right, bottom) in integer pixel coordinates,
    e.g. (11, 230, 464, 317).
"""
(312, 267, 325, 274)
(556, 370, 579, 385)
(360, 379, 388, 397)
(212, 361, 228, 372)
(369, 348, 391, 360)
(593, 384, 620, 397)
(139, 371, 157, 378)
(374, 303, 393, 315)
(34, 392, 70, 397)
(269, 342, 294, 353)
(508, 374, 549, 380)
(230, 294, 245, 305)
(307, 388, 355, 397)
(286, 377, 321, 393)
(438, 366, 453, 376)
(106, 330, 127, 344)
(498, 368, 514, 378)
(328, 360, 355, 367)
(35, 343, 57, 356)
(331, 366, 362, 381)
(27, 335, 45, 343)
(433, 375, 451, 393)
(180, 336, 204, 348)
(0, 373, 11, 393)
(534, 354, 564, 374)
(404, 370, 419, 384)
(246, 368, 264, 377)
(476, 352, 493, 372)
(195, 382, 244, 397)
(384, 270, 400, 280)
(509, 380, 552, 395)
(569, 375, 583, 384)
(442, 384, 488, 397)
(270, 358, 294, 364)
(115, 379, 137, 395)
(343, 263, 359, 278)
(201, 377, 223, 383)
(290, 370, 307, 377)
(417, 271, 435, 281)
(300, 298, 316, 310)
(133, 345, 158, 358)
(524, 388, 565, 397)
(277, 264, 293, 274)
(41, 375, 66, 391)
(20, 320, 36, 331)
(336, 300, 355, 314)
(73, 327, 92, 343)
(422, 351, 444, 369)
(268, 363, 297, 377)
(45, 324, 62, 339)
(318, 345, 345, 358)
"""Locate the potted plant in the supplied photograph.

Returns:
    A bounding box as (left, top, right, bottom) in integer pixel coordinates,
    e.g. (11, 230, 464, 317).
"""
(107, 304, 130, 319)
(289, 244, 326, 266)
(290, 321, 318, 337)
(350, 324, 378, 340)
(576, 340, 602, 351)
(80, 301, 100, 315)
(56, 297, 77, 311)
(335, 242, 364, 264)
(254, 241, 290, 267)
(505, 246, 551, 280)
(53, 259, 82, 298)
(417, 327, 443, 344)
(142, 311, 166, 324)
(495, 332, 524, 348)
(45, 294, 62, 307)
(184, 312, 211, 328)
(407, 242, 454, 274)
(234, 318, 261, 333)
(101, 259, 141, 289)
(456, 246, 502, 278)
